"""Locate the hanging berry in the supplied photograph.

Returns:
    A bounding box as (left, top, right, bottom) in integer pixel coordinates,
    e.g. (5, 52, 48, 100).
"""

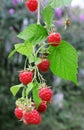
(39, 87, 53, 102)
(37, 101, 47, 113)
(48, 32, 62, 46)
(37, 59, 50, 72)
(23, 110, 41, 124)
(19, 71, 33, 85)
(25, 0, 38, 12)
(14, 107, 23, 120)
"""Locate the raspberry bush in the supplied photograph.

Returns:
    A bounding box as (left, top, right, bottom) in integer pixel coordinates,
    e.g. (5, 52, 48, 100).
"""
(9, 0, 78, 125)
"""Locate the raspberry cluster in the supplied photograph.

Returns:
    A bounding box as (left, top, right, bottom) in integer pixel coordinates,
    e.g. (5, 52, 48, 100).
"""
(14, 57, 52, 125)
(12, 0, 62, 126)
(14, 84, 53, 125)
(13, 31, 61, 125)
(9, 0, 78, 127)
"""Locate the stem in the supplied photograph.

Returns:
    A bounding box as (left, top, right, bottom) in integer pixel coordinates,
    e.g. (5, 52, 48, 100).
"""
(35, 43, 46, 57)
(36, 67, 45, 83)
(37, 0, 41, 24)
(32, 67, 37, 82)
(24, 86, 26, 98)
(24, 57, 28, 70)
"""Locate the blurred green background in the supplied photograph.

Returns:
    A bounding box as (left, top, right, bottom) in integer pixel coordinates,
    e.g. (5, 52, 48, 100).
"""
(0, 0, 84, 130)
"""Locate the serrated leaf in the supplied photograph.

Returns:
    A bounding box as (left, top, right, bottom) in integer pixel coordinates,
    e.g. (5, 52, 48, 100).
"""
(32, 82, 41, 108)
(15, 42, 33, 57)
(8, 49, 16, 58)
(48, 40, 78, 85)
(49, 0, 72, 8)
(42, 6, 54, 29)
(10, 84, 23, 96)
(17, 24, 48, 45)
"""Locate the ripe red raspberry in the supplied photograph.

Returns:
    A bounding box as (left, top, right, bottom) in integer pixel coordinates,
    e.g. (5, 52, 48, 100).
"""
(39, 87, 53, 102)
(25, 0, 38, 12)
(48, 32, 61, 46)
(14, 107, 23, 120)
(19, 71, 33, 85)
(37, 101, 47, 113)
(23, 110, 41, 125)
(37, 59, 50, 72)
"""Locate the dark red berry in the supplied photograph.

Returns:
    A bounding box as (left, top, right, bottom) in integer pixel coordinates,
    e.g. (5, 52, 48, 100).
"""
(37, 59, 50, 72)
(39, 87, 53, 102)
(23, 110, 41, 124)
(48, 32, 61, 46)
(14, 107, 23, 120)
(37, 101, 47, 113)
(19, 71, 33, 85)
(25, 0, 38, 12)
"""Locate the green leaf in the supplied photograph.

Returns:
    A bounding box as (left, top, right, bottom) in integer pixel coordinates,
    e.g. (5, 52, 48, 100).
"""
(29, 55, 35, 63)
(15, 42, 33, 57)
(22, 83, 34, 97)
(48, 40, 78, 85)
(35, 58, 41, 65)
(29, 56, 41, 64)
(49, 0, 72, 8)
(10, 84, 23, 96)
(8, 49, 16, 58)
(26, 83, 34, 95)
(42, 6, 54, 29)
(17, 24, 48, 45)
(32, 82, 41, 108)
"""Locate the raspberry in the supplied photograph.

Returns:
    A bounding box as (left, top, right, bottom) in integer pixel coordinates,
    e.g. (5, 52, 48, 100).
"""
(48, 32, 61, 46)
(19, 71, 33, 85)
(23, 110, 41, 124)
(25, 0, 38, 12)
(14, 107, 23, 120)
(37, 59, 50, 72)
(37, 101, 47, 113)
(39, 87, 53, 102)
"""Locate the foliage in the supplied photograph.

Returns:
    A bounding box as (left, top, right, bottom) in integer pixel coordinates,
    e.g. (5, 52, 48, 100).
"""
(42, 6, 54, 29)
(48, 40, 78, 84)
(49, 0, 72, 8)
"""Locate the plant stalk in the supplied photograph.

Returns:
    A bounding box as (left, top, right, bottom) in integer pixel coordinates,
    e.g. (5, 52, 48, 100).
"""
(37, 0, 41, 24)
(24, 57, 28, 70)
(35, 44, 46, 57)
